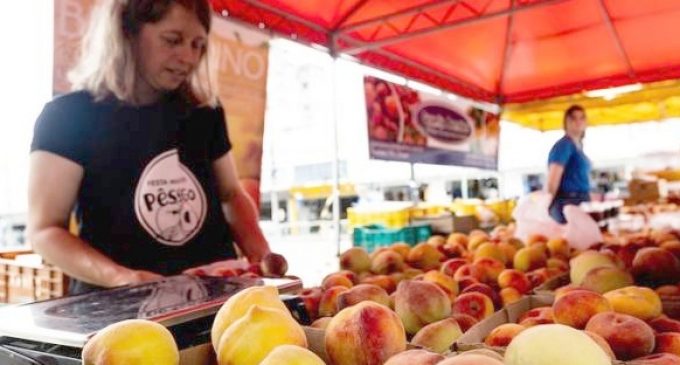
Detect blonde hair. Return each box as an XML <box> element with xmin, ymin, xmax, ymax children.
<box><xmin>68</xmin><ymin>0</ymin><xmax>216</xmax><ymax>106</ymax></box>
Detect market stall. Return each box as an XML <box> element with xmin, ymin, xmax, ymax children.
<box><xmin>2</xmin><ymin>1</ymin><xmax>680</xmax><ymax>364</ymax></box>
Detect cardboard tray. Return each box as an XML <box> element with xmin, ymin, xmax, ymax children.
<box><xmin>453</xmin><ymin>295</ymin><xmax>631</xmax><ymax>364</ymax></box>
<box><xmin>532</xmin><ymin>273</ymin><xmax>680</xmax><ymax>320</ymax></box>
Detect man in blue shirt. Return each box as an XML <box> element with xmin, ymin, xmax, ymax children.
<box><xmin>546</xmin><ymin>105</ymin><xmax>592</xmax><ymax>223</ymax></box>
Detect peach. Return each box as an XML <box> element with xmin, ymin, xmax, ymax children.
<box><xmin>604</xmin><ymin>286</ymin><xmax>662</xmax><ymax>321</ymax></box>
<box><xmin>505</xmin><ymin>324</ymin><xmax>611</xmax><ymax>365</ymax></box>
<box><xmin>440</xmin><ymin>258</ymin><xmax>469</xmax><ymax>277</ymax></box>
<box><xmin>390</xmin><ymin>271</ymin><xmax>406</xmax><ymax>285</ymax></box>
<box><xmin>447</xmin><ymin>233</ymin><xmax>469</xmax><ymax>247</ymax></box>
<box><xmin>260</xmin><ymin>253</ymin><xmax>288</xmax><ymax>277</ymax></box>
<box><xmin>427</xmin><ymin>235</ymin><xmax>447</xmax><ymax>248</ymax></box>
<box><xmin>318</xmin><ymin>286</ymin><xmax>349</xmax><ymax>317</ymax></box>
<box><xmin>360</xmin><ymin>274</ymin><xmax>397</xmax><ymax>294</ymax></box>
<box><xmin>297</xmin><ymin>287</ymin><xmax>323</xmax><ymax>321</ymax></box>
<box><xmin>438</xmin><ymin>354</ymin><xmax>504</xmax><ymax>365</ymax></box>
<box><xmin>421</xmin><ymin>270</ymin><xmax>459</xmax><ymax>300</ymax></box>
<box><xmin>661</xmin><ymin>240</ymin><xmax>680</xmax><ymax>260</ymax></box>
<box><xmin>628</xmin><ymin>353</ymin><xmax>680</xmax><ymax>365</ymax></box>
<box><xmin>656</xmin><ymin>332</ymin><xmax>680</xmax><ymax>356</ymax></box>
<box><xmin>474</xmin><ymin>242</ymin><xmax>507</xmax><ymax>264</ymax></box>
<box><xmin>452</xmin><ymin>292</ymin><xmax>494</xmax><ymax>321</ymax></box>
<box><xmin>554</xmin><ymin>284</ymin><xmax>587</xmax><ymax>299</ymax></box>
<box><xmin>411</xmin><ymin>317</ymin><xmax>463</xmax><ymax>353</ymax></box>
<box><xmin>467</xmin><ymin>235</ymin><xmax>489</xmax><ymax>252</ymax></box>
<box><xmin>394</xmin><ymin>280</ymin><xmax>452</xmax><ymax>335</ymax></box>
<box><xmin>453</xmin><ymin>264</ymin><xmax>484</xmax><ymax>282</ymax></box>
<box><xmin>580</xmin><ymin>266</ymin><xmax>634</xmax><ymax>294</ymax></box>
<box><xmin>504</xmin><ymin>237</ymin><xmax>525</xmax><ymax>250</ymax></box>
<box><xmin>484</xmin><ymin>323</ymin><xmax>525</xmax><ymax>347</ymax></box>
<box><xmin>657</xmin><ymin>285</ymin><xmax>680</xmax><ymax>298</ymax></box>
<box><xmin>569</xmin><ymin>250</ymin><xmax>617</xmax><ymax>285</ymax></box>
<box><xmin>632</xmin><ymin>247</ymin><xmax>680</xmax><ymax>287</ymax></box>
<box><xmin>473</xmin><ymin>257</ymin><xmax>505</xmax><ymax>284</ymax></box>
<box><xmin>259</xmin><ymin>345</ymin><xmax>325</xmax><ymax>365</ymax></box>
<box><xmin>407</xmin><ymin>243</ymin><xmax>444</xmax><ymax>271</ymax></box>
<box><xmin>310</xmin><ymin>317</ymin><xmax>332</xmax><ymax>330</ymax></box>
<box><xmin>451</xmin><ymin>313</ymin><xmax>479</xmax><ymax>332</ymax></box>
<box><xmin>526</xmin><ymin>268</ymin><xmax>550</xmax><ymax>289</ymax></box>
<box><xmin>585</xmin><ymin>311</ymin><xmax>655</xmax><ymax>360</ymax></box>
<box><xmin>340</xmin><ymin>247</ymin><xmax>372</xmax><ymax>273</ymax></box>
<box><xmin>402</xmin><ymin>267</ymin><xmax>424</xmax><ymax>280</ymax></box>
<box><xmin>650</xmin><ymin>316</ymin><xmax>680</xmax><ymax>333</ymax></box>
<box><xmin>211</xmin><ymin>286</ymin><xmax>290</xmax><ymax>352</ymax></box>
<box><xmin>441</xmin><ymin>242</ymin><xmax>466</xmax><ymax>258</ymax></box>
<box><xmin>546</xmin><ymin>257</ymin><xmax>569</xmax><ymax>272</ymax></box>
<box><xmin>584</xmin><ymin>330</ymin><xmax>616</xmax><ymax>360</ymax></box>
<box><xmin>336</xmin><ymin>284</ymin><xmax>390</xmax><ymax>311</ymax></box>
<box><xmin>371</xmin><ymin>250</ymin><xmax>405</xmax><ymax>274</ymax></box>
<box><xmin>325</xmin><ymin>302</ymin><xmax>406</xmax><ymax>365</ymax></box>
<box><xmin>461</xmin><ymin>283</ymin><xmax>502</xmax><ymax>310</ymax></box>
<box><xmin>384</xmin><ymin>349</ymin><xmax>444</xmax><ymax>365</ymax></box>
<box><xmin>217</xmin><ymin>305</ymin><xmax>307</xmax><ymax>365</ymax></box>
<box><xmin>455</xmin><ymin>348</ymin><xmax>505</xmax><ymax>361</ymax></box>
<box><xmin>518</xmin><ymin>307</ymin><xmax>554</xmax><ymax>325</ymax></box>
<box><xmin>321</xmin><ymin>273</ymin><xmax>354</xmax><ymax>290</ymax></box>
<box><xmin>497</xmin><ymin>241</ymin><xmax>518</xmax><ymax>263</ymax></box>
<box><xmin>457</xmin><ymin>276</ymin><xmax>480</xmax><ymax>291</ymax></box>
<box><xmin>553</xmin><ymin>290</ymin><xmax>611</xmax><ymax>329</ymax></box>
<box><xmin>390</xmin><ymin>243</ymin><xmax>412</xmax><ymax>260</ymax></box>
<box><xmin>500</xmin><ymin>287</ymin><xmax>522</xmax><ymax>307</ymax></box>
<box><xmin>82</xmin><ymin>319</ymin><xmax>178</xmax><ymax>365</ymax></box>
<box><xmin>513</xmin><ymin>247</ymin><xmax>547</xmax><ymax>272</ymax></box>
<box><xmin>498</xmin><ymin>269</ymin><xmax>531</xmax><ymax>294</ymax></box>
<box><xmin>527</xmin><ymin>233</ymin><xmax>549</xmax><ymax>245</ymax></box>
<box><xmin>369</xmin><ymin>247</ymin><xmax>389</xmax><ymax>260</ymax></box>
<box><xmin>547</xmin><ymin>237</ymin><xmax>570</xmax><ymax>258</ymax></box>
<box><xmin>336</xmin><ymin>270</ymin><xmax>358</xmax><ymax>284</ymax></box>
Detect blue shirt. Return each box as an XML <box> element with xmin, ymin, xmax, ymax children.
<box><xmin>548</xmin><ymin>136</ymin><xmax>591</xmax><ymax>194</ymax></box>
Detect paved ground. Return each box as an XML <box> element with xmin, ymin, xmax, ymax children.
<box><xmin>268</xmin><ymin>232</ymin><xmax>353</xmax><ymax>287</ymax></box>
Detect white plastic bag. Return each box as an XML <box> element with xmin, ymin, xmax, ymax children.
<box><xmin>512</xmin><ymin>191</ymin><xmax>602</xmax><ymax>250</ymax></box>
<box><xmin>563</xmin><ymin>205</ymin><xmax>603</xmax><ymax>250</ymax></box>
<box><xmin>513</xmin><ymin>191</ymin><xmax>565</xmax><ymax>241</ymax></box>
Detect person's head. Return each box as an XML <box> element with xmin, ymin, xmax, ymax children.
<box><xmin>563</xmin><ymin>104</ymin><xmax>587</xmax><ymax>140</ymax></box>
<box><xmin>69</xmin><ymin>0</ymin><xmax>215</xmax><ymax>105</ymax></box>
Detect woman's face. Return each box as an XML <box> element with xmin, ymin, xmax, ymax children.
<box><xmin>134</xmin><ymin>4</ymin><xmax>207</xmax><ymax>102</ymax></box>
<box><xmin>566</xmin><ymin>109</ymin><xmax>587</xmax><ymax>136</ymax></box>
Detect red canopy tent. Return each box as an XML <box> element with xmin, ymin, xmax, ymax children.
<box><xmin>210</xmin><ymin>0</ymin><xmax>680</xmax><ymax>104</ymax></box>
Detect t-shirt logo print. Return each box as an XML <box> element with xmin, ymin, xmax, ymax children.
<box><xmin>134</xmin><ymin>149</ymin><xmax>207</xmax><ymax>246</ymax></box>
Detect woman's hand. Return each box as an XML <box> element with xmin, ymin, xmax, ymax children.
<box><xmin>112</xmin><ymin>269</ymin><xmax>164</xmax><ymax>287</ymax></box>
<box><xmin>183</xmin><ymin>259</ymin><xmax>251</xmax><ymax>277</ymax></box>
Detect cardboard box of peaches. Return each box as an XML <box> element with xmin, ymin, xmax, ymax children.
<box><xmin>452</xmin><ymin>228</ymin><xmax>680</xmax><ymax>365</ymax></box>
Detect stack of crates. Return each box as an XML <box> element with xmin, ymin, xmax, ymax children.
<box><xmin>352</xmin><ymin>224</ymin><xmax>432</xmax><ymax>253</ymax></box>
<box><xmin>0</xmin><ymin>258</ymin><xmax>67</xmax><ymax>304</ymax></box>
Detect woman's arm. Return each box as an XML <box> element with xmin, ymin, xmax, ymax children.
<box><xmin>546</xmin><ymin>163</ymin><xmax>565</xmax><ymax>196</ymax></box>
<box><xmin>212</xmin><ymin>152</ymin><xmax>270</xmax><ymax>263</ymax></box>
<box><xmin>27</xmin><ymin>151</ymin><xmax>161</xmax><ymax>287</ymax></box>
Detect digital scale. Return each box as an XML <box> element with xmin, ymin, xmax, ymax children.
<box><xmin>0</xmin><ymin>275</ymin><xmax>304</xmax><ymax>365</ymax></box>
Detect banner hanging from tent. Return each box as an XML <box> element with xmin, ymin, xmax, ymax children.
<box><xmin>364</xmin><ymin>76</ymin><xmax>500</xmax><ymax>170</ymax></box>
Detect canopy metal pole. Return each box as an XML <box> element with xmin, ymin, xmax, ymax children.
<box><xmin>330</xmin><ymin>52</ymin><xmax>342</xmax><ymax>257</ymax></box>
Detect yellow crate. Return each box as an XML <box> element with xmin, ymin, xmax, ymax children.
<box><xmin>348</xmin><ymin>207</ymin><xmax>411</xmax><ymax>229</ymax></box>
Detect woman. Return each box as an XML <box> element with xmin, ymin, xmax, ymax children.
<box><xmin>27</xmin><ymin>0</ymin><xmax>276</xmax><ymax>294</ymax></box>
<box><xmin>546</xmin><ymin>105</ymin><xmax>592</xmax><ymax>223</ymax></box>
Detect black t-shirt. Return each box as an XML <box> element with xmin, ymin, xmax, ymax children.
<box><xmin>31</xmin><ymin>91</ymin><xmax>237</xmax><ymax>294</ymax></box>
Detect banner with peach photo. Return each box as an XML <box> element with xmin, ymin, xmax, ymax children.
<box><xmin>364</xmin><ymin>76</ymin><xmax>500</xmax><ymax>170</ymax></box>
<box><xmin>53</xmin><ymin>1</ymin><xmax>269</xmax><ymax>208</ymax></box>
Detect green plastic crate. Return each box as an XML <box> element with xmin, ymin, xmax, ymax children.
<box><xmin>353</xmin><ymin>224</ymin><xmax>432</xmax><ymax>252</ymax></box>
